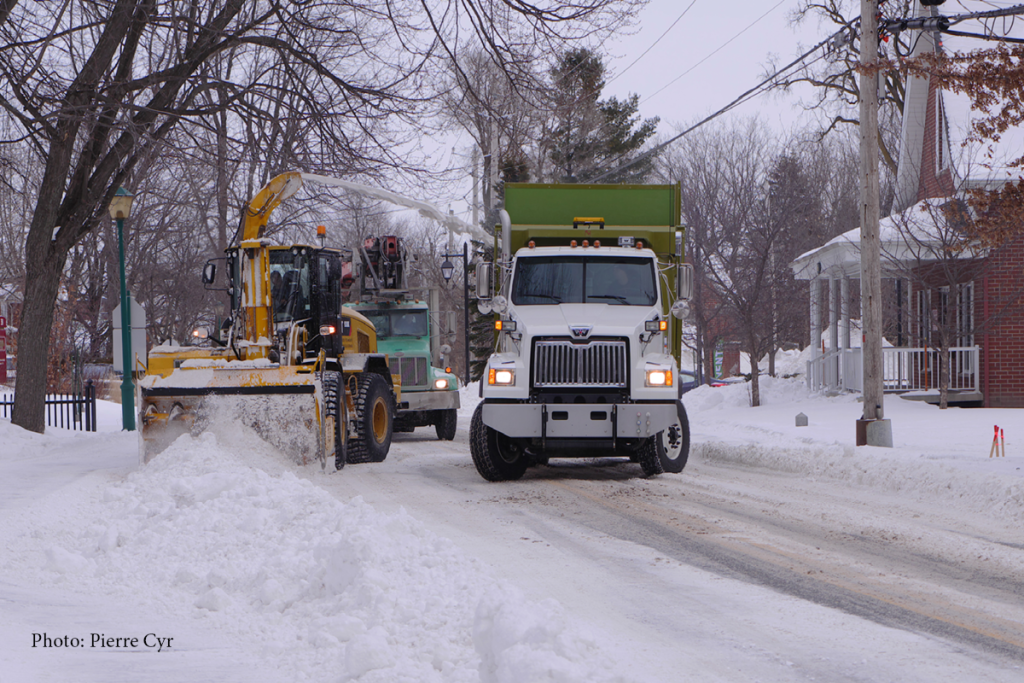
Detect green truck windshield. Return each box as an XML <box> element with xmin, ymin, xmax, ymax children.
<box><xmin>360</xmin><ymin>309</ymin><xmax>429</xmax><ymax>337</ymax></box>
<box><xmin>512</xmin><ymin>256</ymin><xmax>657</xmax><ymax>306</ymax></box>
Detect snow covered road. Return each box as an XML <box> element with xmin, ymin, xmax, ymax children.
<box><xmin>318</xmin><ymin>423</ymin><xmax>1024</xmax><ymax>682</ymax></box>
<box><xmin>2</xmin><ymin>377</ymin><xmax>1023</xmax><ymax>681</ymax></box>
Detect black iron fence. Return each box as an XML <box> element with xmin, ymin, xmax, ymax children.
<box><xmin>0</xmin><ymin>380</ymin><xmax>97</xmax><ymax>432</ymax></box>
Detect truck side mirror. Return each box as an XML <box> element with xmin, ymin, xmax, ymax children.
<box><xmin>676</xmin><ymin>263</ymin><xmax>694</xmax><ymax>301</ymax></box>
<box><xmin>476</xmin><ymin>262</ymin><xmax>493</xmax><ymax>300</ymax></box>
<box><xmin>202</xmin><ymin>262</ymin><xmax>217</xmax><ymax>285</ymax></box>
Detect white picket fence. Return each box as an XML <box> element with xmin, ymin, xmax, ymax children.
<box><xmin>806</xmin><ymin>346</ymin><xmax>979</xmax><ymax>394</ymax></box>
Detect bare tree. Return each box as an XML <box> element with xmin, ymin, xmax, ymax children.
<box><xmin>0</xmin><ymin>0</ymin><xmax>643</xmax><ymax>432</ymax></box>
<box><xmin>777</xmin><ymin>1</ymin><xmax>912</xmax><ymax>185</ymax></box>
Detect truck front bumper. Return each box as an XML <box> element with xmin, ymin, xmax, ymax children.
<box><xmin>481</xmin><ymin>401</ymin><xmax>677</xmax><ymax>440</ymax></box>
<box><xmin>398</xmin><ymin>389</ymin><xmax>461</xmax><ymax>412</ymax></box>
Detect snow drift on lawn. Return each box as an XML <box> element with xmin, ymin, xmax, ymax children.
<box><xmin>4</xmin><ymin>422</ymin><xmax>634</xmax><ymax>683</ymax></box>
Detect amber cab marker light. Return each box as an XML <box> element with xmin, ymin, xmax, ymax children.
<box><xmin>570</xmin><ymin>240</ymin><xmax>577</xmax><ymax>248</ymax></box>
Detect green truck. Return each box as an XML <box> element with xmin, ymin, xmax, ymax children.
<box><xmin>471</xmin><ymin>183</ymin><xmax>694</xmax><ymax>480</ymax></box>
<box><xmin>345</xmin><ymin>235</ymin><xmax>460</xmax><ymax>440</ymax></box>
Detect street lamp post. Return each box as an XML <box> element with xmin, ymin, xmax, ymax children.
<box><xmin>109</xmin><ymin>187</ymin><xmax>136</xmax><ymax>431</ymax></box>
<box><xmin>440</xmin><ymin>241</ymin><xmax>471</xmax><ymax>386</ymax></box>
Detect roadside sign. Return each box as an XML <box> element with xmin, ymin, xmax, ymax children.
<box><xmin>112</xmin><ymin>297</ymin><xmax>148</xmax><ymax>373</ymax></box>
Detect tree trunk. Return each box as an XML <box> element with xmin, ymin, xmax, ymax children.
<box><xmin>12</xmin><ymin>244</ymin><xmax>66</xmax><ymax>433</ymax></box>
<box><xmin>749</xmin><ymin>335</ymin><xmax>761</xmax><ymax>408</ymax></box>
<box><xmin>938</xmin><ymin>336</ymin><xmax>949</xmax><ymax>410</ymax></box>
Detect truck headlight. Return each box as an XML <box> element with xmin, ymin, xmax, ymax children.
<box><xmin>645</xmin><ymin>368</ymin><xmax>673</xmax><ymax>387</ymax></box>
<box><xmin>488</xmin><ymin>368</ymin><xmax>515</xmax><ymax>385</ymax></box>
<box><xmin>434</xmin><ymin>378</ymin><xmax>449</xmax><ymax>390</ymax></box>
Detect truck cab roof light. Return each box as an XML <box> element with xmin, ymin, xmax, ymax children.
<box><xmin>316</xmin><ymin>225</ymin><xmax>326</xmax><ymax>237</ymax></box>
<box><xmin>617</xmin><ymin>236</ymin><xmax>635</xmax><ymax>248</ymax></box>
<box><xmin>594</xmin><ymin>240</ymin><xmax>600</xmax><ymax>248</ymax></box>
<box><xmin>582</xmin><ymin>240</ymin><xmax>589</xmax><ymax>248</ymax></box>
<box><xmin>570</xmin><ymin>240</ymin><xmax>577</xmax><ymax>248</ymax></box>
<box><xmin>636</xmin><ymin>240</ymin><xmax>644</xmax><ymax>249</ymax></box>
<box><xmin>528</xmin><ymin>240</ymin><xmax>535</xmax><ymax>249</ymax></box>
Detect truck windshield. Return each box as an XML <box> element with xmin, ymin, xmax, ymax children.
<box><xmin>359</xmin><ymin>309</ymin><xmax>428</xmax><ymax>337</ymax></box>
<box><xmin>512</xmin><ymin>256</ymin><xmax>657</xmax><ymax>306</ymax></box>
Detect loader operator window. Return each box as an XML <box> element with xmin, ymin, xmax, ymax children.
<box><xmin>512</xmin><ymin>256</ymin><xmax>656</xmax><ymax>306</ymax></box>
<box><xmin>269</xmin><ymin>251</ymin><xmax>310</xmax><ymax>321</ymax></box>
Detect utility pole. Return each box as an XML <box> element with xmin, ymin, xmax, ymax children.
<box><xmin>858</xmin><ymin>0</ymin><xmax>892</xmax><ymax>446</ymax></box>
<box><xmin>472</xmin><ymin>145</ymin><xmax>480</xmax><ymax>228</ymax></box>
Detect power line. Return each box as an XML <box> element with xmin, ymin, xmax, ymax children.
<box><xmin>641</xmin><ymin>0</ymin><xmax>788</xmax><ymax>106</ymax></box>
<box><xmin>607</xmin><ymin>1</ymin><xmax>699</xmax><ymax>85</ymax></box>
<box><xmin>590</xmin><ymin>19</ymin><xmax>855</xmax><ymax>183</ymax></box>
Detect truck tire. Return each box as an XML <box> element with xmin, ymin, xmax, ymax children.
<box><xmin>323</xmin><ymin>371</ymin><xmax>346</xmax><ymax>471</ymax></box>
<box><xmin>470</xmin><ymin>403</ymin><xmax>527</xmax><ymax>481</ymax></box>
<box><xmin>435</xmin><ymin>408</ymin><xmax>457</xmax><ymax>441</ymax></box>
<box><xmin>657</xmin><ymin>400</ymin><xmax>690</xmax><ymax>473</ymax></box>
<box><xmin>347</xmin><ymin>373</ymin><xmax>394</xmax><ymax>464</ymax></box>
<box><xmin>638</xmin><ymin>401</ymin><xmax>690</xmax><ymax>476</ymax></box>
<box><xmin>636</xmin><ymin>437</ymin><xmax>663</xmax><ymax>476</ymax></box>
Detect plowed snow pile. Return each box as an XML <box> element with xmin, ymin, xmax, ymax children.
<box><xmin>0</xmin><ymin>421</ymin><xmax>634</xmax><ymax>683</ymax></box>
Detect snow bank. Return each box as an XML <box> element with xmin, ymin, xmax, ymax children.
<box><xmin>685</xmin><ymin>377</ymin><xmax>1024</xmax><ymax>524</ymax></box>
<box><xmin>3</xmin><ymin>420</ymin><xmax>634</xmax><ymax>683</ymax></box>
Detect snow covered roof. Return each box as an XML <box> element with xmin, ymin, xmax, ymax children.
<box><xmin>790</xmin><ymin>197</ymin><xmax>983</xmax><ymax>280</ymax></box>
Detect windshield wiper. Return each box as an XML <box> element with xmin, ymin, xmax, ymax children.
<box><xmin>526</xmin><ymin>293</ymin><xmax>563</xmax><ymax>303</ymax></box>
<box><xmin>589</xmin><ymin>294</ymin><xmax>629</xmax><ymax>304</ymax></box>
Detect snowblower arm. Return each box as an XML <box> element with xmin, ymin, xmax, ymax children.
<box><xmin>240</xmin><ymin>172</ymin><xmax>304</xmax><ymax>242</ymax></box>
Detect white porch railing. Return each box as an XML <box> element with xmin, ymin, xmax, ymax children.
<box><xmin>806</xmin><ymin>346</ymin><xmax>979</xmax><ymax>394</ymax></box>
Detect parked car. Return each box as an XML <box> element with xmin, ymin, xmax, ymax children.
<box><xmin>679</xmin><ymin>370</ymin><xmax>699</xmax><ymax>394</ymax></box>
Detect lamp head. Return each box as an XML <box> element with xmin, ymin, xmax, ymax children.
<box><xmin>108</xmin><ymin>187</ymin><xmax>135</xmax><ymax>220</ymax></box>
<box><xmin>441</xmin><ymin>259</ymin><xmax>454</xmax><ymax>282</ymax></box>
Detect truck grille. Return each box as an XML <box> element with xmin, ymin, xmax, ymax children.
<box><xmin>533</xmin><ymin>340</ymin><xmax>627</xmax><ymax>388</ymax></box>
<box><xmin>395</xmin><ymin>357</ymin><xmax>427</xmax><ymax>388</ymax></box>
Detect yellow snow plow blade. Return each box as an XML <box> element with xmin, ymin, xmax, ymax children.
<box><xmin>139</xmin><ymin>364</ymin><xmax>327</xmax><ymax>465</ymax></box>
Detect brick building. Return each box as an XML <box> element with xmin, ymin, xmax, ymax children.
<box><xmin>791</xmin><ymin>2</ymin><xmax>1024</xmax><ymax>408</ymax></box>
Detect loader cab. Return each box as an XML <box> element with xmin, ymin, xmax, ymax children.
<box><xmin>266</xmin><ymin>246</ymin><xmax>347</xmax><ymax>360</ymax></box>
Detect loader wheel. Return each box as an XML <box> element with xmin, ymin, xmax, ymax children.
<box><xmin>435</xmin><ymin>409</ymin><xmax>457</xmax><ymax>441</ymax></box>
<box><xmin>470</xmin><ymin>402</ymin><xmax>527</xmax><ymax>481</ymax></box>
<box><xmin>323</xmin><ymin>371</ymin><xmax>345</xmax><ymax>471</ymax></box>
<box><xmin>347</xmin><ymin>373</ymin><xmax>394</xmax><ymax>464</ymax></box>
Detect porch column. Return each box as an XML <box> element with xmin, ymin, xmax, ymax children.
<box><xmin>841</xmin><ymin>276</ymin><xmax>851</xmax><ymax>350</ymax></box>
<box><xmin>810</xmin><ymin>277</ymin><xmax>822</xmax><ymax>353</ymax></box>
<box><xmin>829</xmin><ymin>275</ymin><xmax>839</xmax><ymax>352</ymax></box>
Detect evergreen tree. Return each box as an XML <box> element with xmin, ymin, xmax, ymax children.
<box><xmin>545</xmin><ymin>49</ymin><xmax>659</xmax><ymax>183</ymax></box>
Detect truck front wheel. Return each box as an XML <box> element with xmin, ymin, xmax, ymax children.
<box><xmin>435</xmin><ymin>408</ymin><xmax>457</xmax><ymax>441</ymax></box>
<box><xmin>470</xmin><ymin>403</ymin><xmax>527</xmax><ymax>481</ymax></box>
<box><xmin>657</xmin><ymin>400</ymin><xmax>690</xmax><ymax>473</ymax></box>
<box><xmin>638</xmin><ymin>400</ymin><xmax>690</xmax><ymax>476</ymax></box>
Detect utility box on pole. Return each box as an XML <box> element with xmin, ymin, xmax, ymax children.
<box><xmin>112</xmin><ymin>296</ymin><xmax>147</xmax><ymax>374</ymax></box>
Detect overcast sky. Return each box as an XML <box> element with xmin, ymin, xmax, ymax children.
<box><xmin>601</xmin><ymin>0</ymin><xmax>829</xmax><ymax>135</ymax></box>
<box><xmin>431</xmin><ymin>0</ymin><xmax>1017</xmax><ymax>226</ymax></box>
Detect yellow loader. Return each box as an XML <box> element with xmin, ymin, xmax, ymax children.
<box><xmin>139</xmin><ymin>173</ymin><xmax>398</xmax><ymax>469</ymax></box>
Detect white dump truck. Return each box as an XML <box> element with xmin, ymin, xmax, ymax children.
<box><xmin>471</xmin><ymin>183</ymin><xmax>694</xmax><ymax>481</ymax></box>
